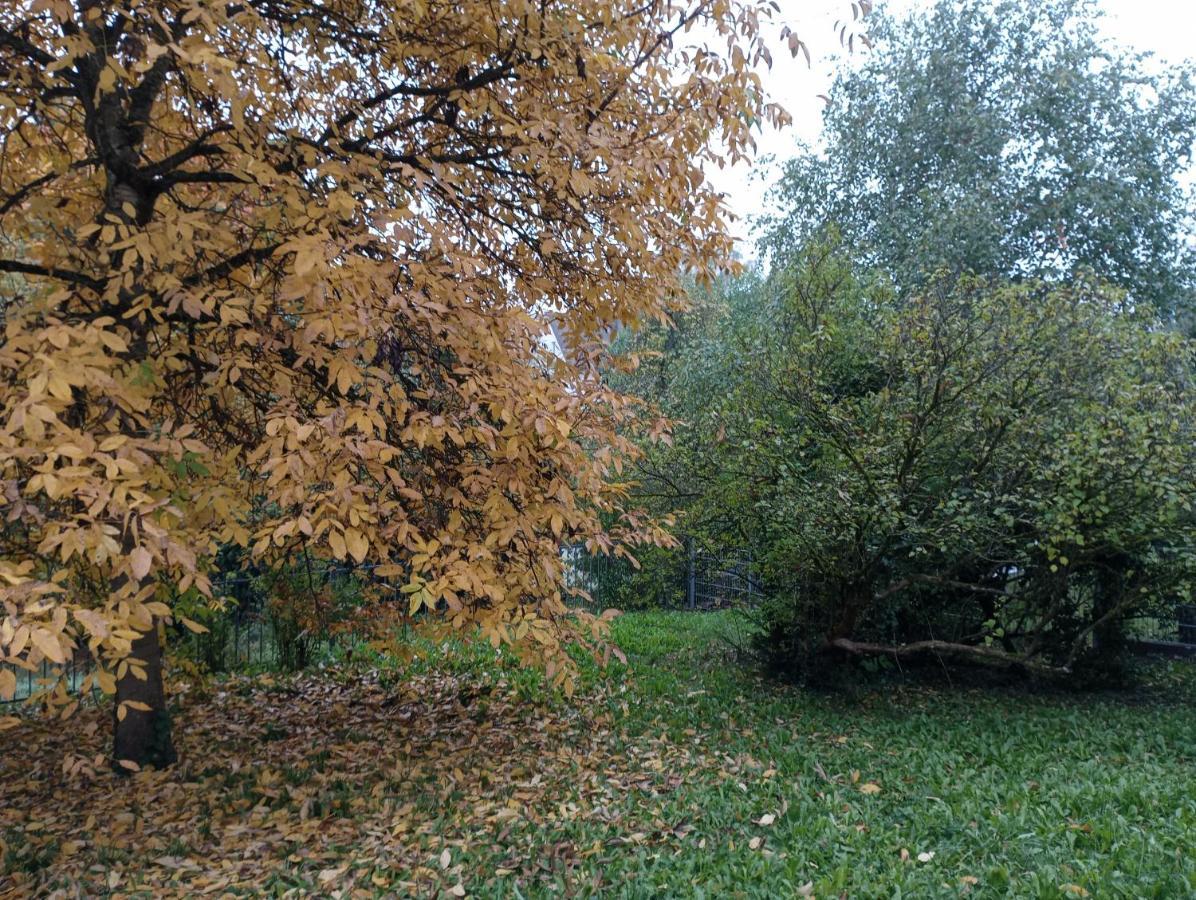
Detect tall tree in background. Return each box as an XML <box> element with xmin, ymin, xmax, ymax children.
<box><xmin>765</xmin><ymin>0</ymin><xmax>1196</xmax><ymax>316</ymax></box>
<box><xmin>0</xmin><ymin>0</ymin><xmax>786</xmax><ymax>766</ymax></box>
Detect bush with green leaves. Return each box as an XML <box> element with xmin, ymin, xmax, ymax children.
<box><xmin>622</xmin><ymin>242</ymin><xmax>1196</xmax><ymax>681</ymax></box>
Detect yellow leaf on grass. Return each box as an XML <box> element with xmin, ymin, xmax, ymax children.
<box><xmin>859</xmin><ymin>782</ymin><xmax>882</xmax><ymax>795</ymax></box>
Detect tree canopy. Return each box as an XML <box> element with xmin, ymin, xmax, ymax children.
<box><xmin>764</xmin><ymin>0</ymin><xmax>1196</xmax><ymax>317</ymax></box>
<box><xmin>0</xmin><ymin>0</ymin><xmax>785</xmax><ymax>764</ymax></box>
<box><xmin>618</xmin><ymin>240</ymin><xmax>1196</xmax><ymax>679</ymax></box>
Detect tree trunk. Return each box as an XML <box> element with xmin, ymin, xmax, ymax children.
<box><xmin>1092</xmin><ymin>558</ymin><xmax>1127</xmax><ymax>654</ymax></box>
<box><xmin>113</xmin><ymin>621</ymin><xmax>176</xmax><ymax>770</ymax></box>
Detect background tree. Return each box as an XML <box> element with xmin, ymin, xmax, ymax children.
<box><xmin>763</xmin><ymin>0</ymin><xmax>1196</xmax><ymax>318</ymax></box>
<box><xmin>618</xmin><ymin>239</ymin><xmax>1196</xmax><ymax>681</ymax></box>
<box><xmin>0</xmin><ymin>0</ymin><xmax>787</xmax><ymax>766</ymax></box>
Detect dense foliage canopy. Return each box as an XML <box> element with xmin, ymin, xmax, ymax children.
<box><xmin>0</xmin><ymin>0</ymin><xmax>785</xmax><ymax>763</ymax></box>
<box><xmin>622</xmin><ymin>242</ymin><xmax>1196</xmax><ymax>679</ymax></box>
<box><xmin>764</xmin><ymin>0</ymin><xmax>1196</xmax><ymax>317</ymax></box>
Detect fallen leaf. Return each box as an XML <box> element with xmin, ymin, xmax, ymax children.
<box><xmin>756</xmin><ymin>813</ymin><xmax>776</xmax><ymax>826</ymax></box>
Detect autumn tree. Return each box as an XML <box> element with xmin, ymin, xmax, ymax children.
<box><xmin>0</xmin><ymin>0</ymin><xmax>786</xmax><ymax>766</ymax></box>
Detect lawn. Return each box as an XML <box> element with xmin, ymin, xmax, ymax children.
<box><xmin>2</xmin><ymin>610</ymin><xmax>1194</xmax><ymax>897</ymax></box>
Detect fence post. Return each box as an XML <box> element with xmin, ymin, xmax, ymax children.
<box><xmin>686</xmin><ymin>536</ymin><xmax>696</xmax><ymax>610</ymax></box>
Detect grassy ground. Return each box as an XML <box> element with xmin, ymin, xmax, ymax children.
<box><xmin>2</xmin><ymin>610</ymin><xmax>1194</xmax><ymax>897</ymax></box>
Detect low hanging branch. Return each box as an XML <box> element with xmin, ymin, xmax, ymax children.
<box><xmin>828</xmin><ymin>637</ymin><xmax>1071</xmax><ymax>678</ymax></box>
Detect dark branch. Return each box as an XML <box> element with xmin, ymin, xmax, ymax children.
<box><xmin>0</xmin><ymin>259</ymin><xmax>102</xmax><ymax>289</ymax></box>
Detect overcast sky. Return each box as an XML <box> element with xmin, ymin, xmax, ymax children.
<box><xmin>711</xmin><ymin>0</ymin><xmax>1196</xmax><ymax>256</ymax></box>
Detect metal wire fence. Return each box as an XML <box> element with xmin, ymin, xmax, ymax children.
<box><xmin>2</xmin><ymin>563</ymin><xmax>395</xmax><ymax>704</ymax></box>
<box><xmin>1125</xmin><ymin>603</ymin><xmax>1196</xmax><ymax>648</ymax></box>
<box><xmin>5</xmin><ymin>550</ymin><xmax>1194</xmax><ymax>703</ymax></box>
<box><xmin>562</xmin><ymin>538</ymin><xmax>764</xmax><ymax>610</ymax></box>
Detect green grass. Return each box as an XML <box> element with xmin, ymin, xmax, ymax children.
<box><xmin>500</xmin><ymin>610</ymin><xmax>1196</xmax><ymax>898</ymax></box>
<box><xmin>5</xmin><ymin>610</ymin><xmax>1193</xmax><ymax>898</ymax></box>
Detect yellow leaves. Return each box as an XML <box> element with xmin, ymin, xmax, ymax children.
<box><xmin>328</xmin><ymin>529</ymin><xmax>347</xmax><ymax>560</ymax></box>
<box><xmin>407</xmin><ymin>587</ymin><xmax>430</xmax><ymax>616</ymax></box>
<box><xmin>129</xmin><ymin>546</ymin><xmax>153</xmax><ymax>581</ymax></box>
<box><xmin>328</xmin><ymin>358</ymin><xmax>359</xmax><ymax>396</ymax></box>
<box><xmin>0</xmin><ymin>716</ymin><xmax>19</xmax><ymax>731</ymax></box>
<box><xmin>179</xmin><ymin>617</ymin><xmax>209</xmax><ymax>635</ymax></box>
<box><xmin>0</xmin><ymin>668</ymin><xmax>16</xmax><ymax>700</ymax></box>
<box><xmin>116</xmin><ymin>700</ymin><xmax>152</xmax><ymax>722</ymax></box>
<box><xmin>0</xmin><ymin>0</ymin><xmax>750</xmax><ymax>707</ymax></box>
<box><xmin>859</xmin><ymin>781</ymin><xmax>882</xmax><ymax>795</ymax></box>
<box><xmin>345</xmin><ymin>529</ymin><xmax>369</xmax><ymax>563</ymax></box>
<box><xmin>31</xmin><ymin>627</ymin><xmax>66</xmax><ymax>664</ymax></box>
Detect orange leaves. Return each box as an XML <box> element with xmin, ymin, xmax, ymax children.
<box><xmin>116</xmin><ymin>700</ymin><xmax>152</xmax><ymax>722</ymax></box>
<box><xmin>30</xmin><ymin>628</ymin><xmax>66</xmax><ymax>665</ymax></box>
<box><xmin>345</xmin><ymin>530</ymin><xmax>370</xmax><ymax>564</ymax></box>
<box><xmin>0</xmin><ymin>0</ymin><xmax>779</xmax><ymax>709</ymax></box>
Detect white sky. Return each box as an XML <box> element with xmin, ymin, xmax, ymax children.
<box><xmin>712</xmin><ymin>0</ymin><xmax>1196</xmax><ymax>255</ymax></box>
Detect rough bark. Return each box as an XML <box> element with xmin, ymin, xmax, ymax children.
<box><xmin>113</xmin><ymin>622</ymin><xmax>176</xmax><ymax>770</ymax></box>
